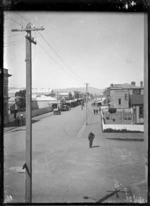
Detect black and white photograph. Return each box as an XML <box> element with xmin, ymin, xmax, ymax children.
<box><xmin>3</xmin><ymin>7</ymin><xmax>148</xmax><ymax>204</ymax></box>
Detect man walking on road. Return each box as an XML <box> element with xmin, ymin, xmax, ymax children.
<box><xmin>88</xmin><ymin>132</ymin><xmax>95</xmax><ymax>148</ymax></box>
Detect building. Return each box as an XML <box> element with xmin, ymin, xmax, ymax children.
<box><xmin>129</xmin><ymin>95</ymin><xmax>144</xmax><ymax>124</ymax></box>
<box><xmin>4</xmin><ymin>69</ymin><xmax>12</xmax><ymax>124</ymax></box>
<box><xmin>33</xmin><ymin>95</ymin><xmax>57</xmax><ymax>109</ymax></box>
<box><xmin>103</xmin><ymin>81</ymin><xmax>144</xmax><ymax>109</ymax></box>
<box><xmin>9</xmin><ymin>88</ymin><xmax>53</xmax><ymax>98</ymax></box>
<box><xmin>58</xmin><ymin>92</ymin><xmax>69</xmax><ymax>99</ymax></box>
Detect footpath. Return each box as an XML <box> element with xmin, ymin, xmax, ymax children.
<box><xmin>4</xmin><ymin>111</ymin><xmax>53</xmax><ymax>133</ymax></box>
<box><xmin>77</xmin><ymin>106</ymin><xmax>147</xmax><ymax>203</ymax></box>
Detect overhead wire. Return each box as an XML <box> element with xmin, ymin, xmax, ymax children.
<box><xmin>38</xmin><ymin>31</ymin><xmax>83</xmax><ymax>85</ymax></box>
<box><xmin>8</xmin><ymin>13</ymin><xmax>84</xmax><ymax>85</ymax></box>
<box><xmin>4</xmin><ymin>14</ymin><xmax>23</xmax><ymax>27</ymax></box>
<box><xmin>37</xmin><ymin>42</ymin><xmax>79</xmax><ymax>86</ymax></box>
<box><xmin>37</xmin><ymin>41</ymin><xmax>77</xmax><ymax>79</ymax></box>
<box><xmin>4</xmin><ymin>41</ymin><xmax>24</xmax><ymax>47</ymax></box>
<box><xmin>4</xmin><ymin>13</ymin><xmax>84</xmax><ymax>86</ymax></box>
<box><xmin>44</xmin><ymin>29</ymin><xmax>84</xmax><ymax>82</ymax></box>
<box><xmin>4</xmin><ymin>33</ymin><xmax>23</xmax><ymax>38</ymax></box>
<box><xmin>14</xmin><ymin>12</ymin><xmax>28</xmax><ymax>23</ymax></box>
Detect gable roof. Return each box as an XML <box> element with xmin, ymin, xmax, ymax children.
<box><xmin>34</xmin><ymin>95</ymin><xmax>57</xmax><ymax>101</ymax></box>
<box><xmin>130</xmin><ymin>95</ymin><xmax>144</xmax><ymax>105</ymax></box>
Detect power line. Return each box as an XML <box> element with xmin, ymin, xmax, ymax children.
<box><xmin>38</xmin><ymin>32</ymin><xmax>83</xmax><ymax>84</ymax></box>
<box><xmin>4</xmin><ymin>39</ymin><xmax>24</xmax><ymax>44</ymax></box>
<box><xmin>4</xmin><ymin>41</ymin><xmax>24</xmax><ymax>45</ymax></box>
<box><xmin>4</xmin><ymin>14</ymin><xmax>23</xmax><ymax>27</ymax></box>
<box><xmin>38</xmin><ymin>42</ymin><xmax>78</xmax><ymax>80</ymax></box>
<box><xmin>4</xmin><ymin>40</ymin><xmax>24</xmax><ymax>47</ymax></box>
<box><xmin>44</xmin><ymin>29</ymin><xmax>83</xmax><ymax>81</ymax></box>
<box><xmin>4</xmin><ymin>33</ymin><xmax>23</xmax><ymax>38</ymax></box>
<box><xmin>5</xmin><ymin>13</ymin><xmax>83</xmax><ymax>84</ymax></box>
<box><xmin>14</xmin><ymin>12</ymin><xmax>28</xmax><ymax>22</ymax></box>
<box><xmin>38</xmin><ymin>42</ymin><xmax>83</xmax><ymax>86</ymax></box>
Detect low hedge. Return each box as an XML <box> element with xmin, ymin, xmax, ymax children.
<box><xmin>103</xmin><ymin>128</ymin><xmax>143</xmax><ymax>133</ymax></box>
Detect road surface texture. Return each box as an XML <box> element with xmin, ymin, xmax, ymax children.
<box><xmin>4</xmin><ymin>102</ymin><xmax>146</xmax><ymax>203</ymax></box>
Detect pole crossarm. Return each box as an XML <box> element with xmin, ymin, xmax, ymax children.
<box><xmin>12</xmin><ymin>26</ymin><xmax>44</xmax><ymax>32</ymax></box>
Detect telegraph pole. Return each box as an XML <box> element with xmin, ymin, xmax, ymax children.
<box><xmin>12</xmin><ymin>22</ymin><xmax>44</xmax><ymax>203</ymax></box>
<box><xmin>85</xmin><ymin>83</ymin><xmax>89</xmax><ymax>125</ymax></box>
<box><xmin>57</xmin><ymin>91</ymin><xmax>59</xmax><ymax>108</ymax></box>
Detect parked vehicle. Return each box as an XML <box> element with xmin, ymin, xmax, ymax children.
<box><xmin>53</xmin><ymin>108</ymin><xmax>61</xmax><ymax>115</ymax></box>
<box><xmin>60</xmin><ymin>105</ymin><xmax>70</xmax><ymax>111</ymax></box>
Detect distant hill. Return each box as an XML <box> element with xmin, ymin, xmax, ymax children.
<box><xmin>9</xmin><ymin>86</ymin><xmax>104</xmax><ymax>95</ymax></box>
<box><xmin>54</xmin><ymin>87</ymin><xmax>104</xmax><ymax>95</ymax></box>
<box><xmin>9</xmin><ymin>87</ymin><xmax>25</xmax><ymax>91</ymax></box>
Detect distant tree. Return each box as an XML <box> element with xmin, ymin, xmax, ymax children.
<box><xmin>68</xmin><ymin>92</ymin><xmax>73</xmax><ymax>100</ymax></box>
<box><xmin>32</xmin><ymin>100</ymin><xmax>39</xmax><ymax>110</ymax></box>
<box><xmin>15</xmin><ymin>89</ymin><xmax>39</xmax><ymax>111</ymax></box>
<box><xmin>109</xmin><ymin>108</ymin><xmax>117</xmax><ymax>120</ymax></box>
<box><xmin>109</xmin><ymin>108</ymin><xmax>117</xmax><ymax>114</ymax></box>
<box><xmin>74</xmin><ymin>91</ymin><xmax>80</xmax><ymax>99</ymax></box>
<box><xmin>15</xmin><ymin>90</ymin><xmax>26</xmax><ymax>110</ymax></box>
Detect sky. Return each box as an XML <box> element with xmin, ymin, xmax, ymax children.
<box><xmin>4</xmin><ymin>12</ymin><xmax>144</xmax><ymax>90</ymax></box>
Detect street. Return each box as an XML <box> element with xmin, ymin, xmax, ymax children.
<box><xmin>4</xmin><ymin>103</ymin><xmax>145</xmax><ymax>203</ymax></box>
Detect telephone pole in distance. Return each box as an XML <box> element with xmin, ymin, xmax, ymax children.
<box><xmin>12</xmin><ymin>22</ymin><xmax>44</xmax><ymax>203</ymax></box>
<box><xmin>85</xmin><ymin>83</ymin><xmax>89</xmax><ymax>125</ymax></box>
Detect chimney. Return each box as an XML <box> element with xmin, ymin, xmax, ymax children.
<box><xmin>140</xmin><ymin>81</ymin><xmax>143</xmax><ymax>88</ymax></box>
<box><xmin>131</xmin><ymin>81</ymin><xmax>136</xmax><ymax>86</ymax></box>
<box><xmin>110</xmin><ymin>83</ymin><xmax>113</xmax><ymax>87</ymax></box>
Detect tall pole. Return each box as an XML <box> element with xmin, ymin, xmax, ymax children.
<box><xmin>144</xmin><ymin>13</ymin><xmax>148</xmax><ymax>184</ymax></box>
<box><xmin>12</xmin><ymin>22</ymin><xmax>44</xmax><ymax>203</ymax></box>
<box><xmin>57</xmin><ymin>91</ymin><xmax>59</xmax><ymax>108</ymax></box>
<box><xmin>25</xmin><ymin>25</ymin><xmax>32</xmax><ymax>203</ymax></box>
<box><xmin>85</xmin><ymin>83</ymin><xmax>89</xmax><ymax>125</ymax></box>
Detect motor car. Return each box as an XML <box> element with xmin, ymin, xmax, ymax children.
<box><xmin>53</xmin><ymin>108</ymin><xmax>61</xmax><ymax>115</ymax></box>
<box><xmin>60</xmin><ymin>105</ymin><xmax>70</xmax><ymax>111</ymax></box>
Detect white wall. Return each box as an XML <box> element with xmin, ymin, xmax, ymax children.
<box><xmin>102</xmin><ymin>123</ymin><xmax>144</xmax><ymax>132</ymax></box>
<box><xmin>101</xmin><ymin>110</ymin><xmax>144</xmax><ymax>132</ymax></box>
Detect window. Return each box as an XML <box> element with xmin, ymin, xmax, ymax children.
<box><xmin>125</xmin><ymin>94</ymin><xmax>128</xmax><ymax>101</ymax></box>
<box><xmin>133</xmin><ymin>89</ymin><xmax>140</xmax><ymax>95</ymax></box>
<box><xmin>139</xmin><ymin>106</ymin><xmax>144</xmax><ymax>118</ymax></box>
<box><xmin>118</xmin><ymin>98</ymin><xmax>121</xmax><ymax>105</ymax></box>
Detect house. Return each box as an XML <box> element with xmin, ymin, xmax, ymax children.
<box><xmin>58</xmin><ymin>92</ymin><xmax>69</xmax><ymax>99</ymax></box>
<box><xmin>103</xmin><ymin>81</ymin><xmax>144</xmax><ymax>109</ymax></box>
<box><xmin>3</xmin><ymin>69</ymin><xmax>12</xmax><ymax>124</ymax></box>
<box><xmin>33</xmin><ymin>95</ymin><xmax>57</xmax><ymax>109</ymax></box>
<box><xmin>129</xmin><ymin>95</ymin><xmax>144</xmax><ymax>124</ymax></box>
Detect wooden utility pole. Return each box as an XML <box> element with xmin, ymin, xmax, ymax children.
<box><xmin>85</xmin><ymin>83</ymin><xmax>89</xmax><ymax>125</ymax></box>
<box><xmin>57</xmin><ymin>91</ymin><xmax>59</xmax><ymax>108</ymax></box>
<box><xmin>12</xmin><ymin>22</ymin><xmax>44</xmax><ymax>203</ymax></box>
<box><xmin>144</xmin><ymin>13</ymin><xmax>148</xmax><ymax>184</ymax></box>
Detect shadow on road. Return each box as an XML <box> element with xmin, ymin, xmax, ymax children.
<box><xmin>84</xmin><ymin>188</ymin><xmax>125</xmax><ymax>203</ymax></box>
<box><xmin>32</xmin><ymin>119</ymin><xmax>40</xmax><ymax>124</ymax></box>
<box><xmin>92</xmin><ymin>145</ymin><xmax>100</xmax><ymax>148</ymax></box>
